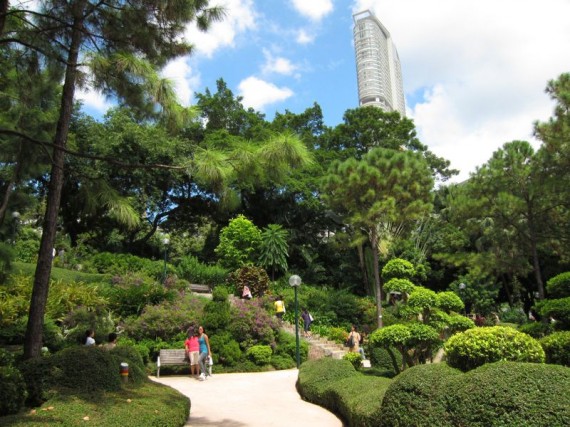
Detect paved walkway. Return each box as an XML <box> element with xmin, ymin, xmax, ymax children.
<box><xmin>151</xmin><ymin>369</ymin><xmax>343</xmax><ymax>427</ymax></box>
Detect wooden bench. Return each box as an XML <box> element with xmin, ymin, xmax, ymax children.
<box><xmin>190</xmin><ymin>283</ymin><xmax>212</xmax><ymax>293</ymax></box>
<box><xmin>156</xmin><ymin>349</ymin><xmax>188</xmax><ymax>378</ymax></box>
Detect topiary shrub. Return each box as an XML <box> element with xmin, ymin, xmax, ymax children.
<box><xmin>518</xmin><ymin>320</ymin><xmax>553</xmax><ymax>338</ymax></box>
<box><xmin>18</xmin><ymin>356</ymin><xmax>59</xmax><ymax>407</ymax></box>
<box><xmin>435</xmin><ymin>291</ymin><xmax>464</xmax><ymax>313</ymax></box>
<box><xmin>380</xmin><ymin>363</ymin><xmax>462</xmax><ymax>427</ymax></box>
<box><xmin>445</xmin><ymin>326</ymin><xmax>545</xmax><ymax>371</ymax></box>
<box><xmin>246</xmin><ymin>345</ymin><xmax>272</xmax><ymax>365</ymax></box>
<box><xmin>270</xmin><ymin>354</ymin><xmax>295</xmax><ymax>370</ymax></box>
<box><xmin>381</xmin><ymin>258</ymin><xmax>415</xmax><ymax>281</ymax></box>
<box><xmin>369</xmin><ymin>346</ymin><xmax>402</xmax><ymax>376</ymax></box>
<box><xmin>209</xmin><ymin>332</ymin><xmax>242</xmax><ymax>366</ymax></box>
<box><xmin>540</xmin><ymin>331</ymin><xmax>570</xmax><ymax>366</ymax></box>
<box><xmin>109</xmin><ymin>345</ymin><xmax>147</xmax><ymax>385</ymax></box>
<box><xmin>535</xmin><ymin>297</ymin><xmax>570</xmax><ymax>329</ymax></box>
<box><xmin>546</xmin><ymin>272</ymin><xmax>570</xmax><ymax>298</ymax></box>
<box><xmin>0</xmin><ymin>365</ymin><xmax>27</xmax><ymax>416</ymax></box>
<box><xmin>384</xmin><ymin>278</ymin><xmax>416</xmax><ymax>295</ymax></box>
<box><xmin>342</xmin><ymin>351</ymin><xmax>362</xmax><ymax>370</ymax></box>
<box><xmin>212</xmin><ymin>285</ymin><xmax>229</xmax><ymax>302</ymax></box>
<box><xmin>227</xmin><ymin>265</ymin><xmax>270</xmax><ymax>298</ymax></box>
<box><xmin>446</xmin><ymin>361</ymin><xmax>570</xmax><ymax>427</ymax></box>
<box><xmin>52</xmin><ymin>346</ymin><xmax>122</xmax><ymax>392</ymax></box>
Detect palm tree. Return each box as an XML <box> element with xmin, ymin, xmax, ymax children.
<box><xmin>259</xmin><ymin>224</ymin><xmax>289</xmax><ymax>280</ymax></box>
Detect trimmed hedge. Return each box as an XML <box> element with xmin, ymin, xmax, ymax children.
<box><xmin>546</xmin><ymin>272</ymin><xmax>570</xmax><ymax>298</ymax></box>
<box><xmin>379</xmin><ymin>363</ymin><xmax>462</xmax><ymax>427</ymax></box>
<box><xmin>446</xmin><ymin>362</ymin><xmax>570</xmax><ymax>427</ymax></box>
<box><xmin>0</xmin><ymin>365</ymin><xmax>27</xmax><ymax>416</ymax></box>
<box><xmin>540</xmin><ymin>331</ymin><xmax>570</xmax><ymax>366</ymax></box>
<box><xmin>297</xmin><ymin>358</ymin><xmax>391</xmax><ymax>426</ymax></box>
<box><xmin>445</xmin><ymin>326</ymin><xmax>545</xmax><ymax>371</ymax></box>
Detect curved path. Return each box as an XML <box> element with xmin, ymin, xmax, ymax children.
<box><xmin>151</xmin><ymin>369</ymin><xmax>343</xmax><ymax>427</ymax></box>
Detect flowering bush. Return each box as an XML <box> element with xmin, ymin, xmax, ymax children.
<box><xmin>229</xmin><ymin>298</ymin><xmax>279</xmax><ymax>347</ymax></box>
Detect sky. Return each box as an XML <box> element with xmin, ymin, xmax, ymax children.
<box><xmin>78</xmin><ymin>0</ymin><xmax>570</xmax><ymax>183</ymax></box>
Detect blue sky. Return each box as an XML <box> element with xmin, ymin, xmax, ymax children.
<box><xmin>78</xmin><ymin>0</ymin><xmax>570</xmax><ymax>182</ymax></box>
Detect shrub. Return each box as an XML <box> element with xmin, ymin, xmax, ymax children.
<box><xmin>215</xmin><ymin>215</ymin><xmax>262</xmax><ymax>270</ymax></box>
<box><xmin>227</xmin><ymin>265</ymin><xmax>270</xmax><ymax>298</ymax></box>
<box><xmin>446</xmin><ymin>362</ymin><xmax>570</xmax><ymax>427</ymax></box>
<box><xmin>384</xmin><ymin>278</ymin><xmax>415</xmax><ymax>295</ymax></box>
<box><xmin>246</xmin><ymin>345</ymin><xmax>272</xmax><ymax>365</ymax></box>
<box><xmin>499</xmin><ymin>304</ymin><xmax>528</xmax><ymax>324</ymax></box>
<box><xmin>406</xmin><ymin>287</ymin><xmax>437</xmax><ymax>316</ymax></box>
<box><xmin>342</xmin><ymin>351</ymin><xmax>362</xmax><ymax>370</ymax></box>
<box><xmin>203</xmin><ymin>298</ymin><xmax>232</xmax><ymax>334</ymax></box>
<box><xmin>535</xmin><ymin>297</ymin><xmax>570</xmax><ymax>329</ymax></box>
<box><xmin>209</xmin><ymin>332</ymin><xmax>242</xmax><ymax>366</ymax></box>
<box><xmin>52</xmin><ymin>346</ymin><xmax>122</xmax><ymax>392</ymax></box>
<box><xmin>445</xmin><ymin>326</ymin><xmax>545</xmax><ymax>371</ymax></box>
<box><xmin>228</xmin><ymin>298</ymin><xmax>278</xmax><ymax>346</ymax></box>
<box><xmin>297</xmin><ymin>358</ymin><xmax>356</xmax><ymax>408</ymax></box>
<box><xmin>518</xmin><ymin>320</ymin><xmax>553</xmax><ymax>338</ymax></box>
<box><xmin>18</xmin><ymin>356</ymin><xmax>58</xmax><ymax>407</ymax></box>
<box><xmin>270</xmin><ymin>354</ymin><xmax>295</xmax><ymax>370</ymax></box>
<box><xmin>436</xmin><ymin>291</ymin><xmax>464</xmax><ymax>313</ymax></box>
<box><xmin>212</xmin><ymin>285</ymin><xmax>229</xmax><ymax>302</ymax></box>
<box><xmin>369</xmin><ymin>346</ymin><xmax>402</xmax><ymax>376</ymax></box>
<box><xmin>0</xmin><ymin>348</ymin><xmax>15</xmax><ymax>367</ymax></box>
<box><xmin>0</xmin><ymin>365</ymin><xmax>26</xmax><ymax>416</ymax></box>
<box><xmin>380</xmin><ymin>363</ymin><xmax>462</xmax><ymax>427</ymax></box>
<box><xmin>177</xmin><ymin>256</ymin><xmax>228</xmax><ymax>286</ymax></box>
<box><xmin>109</xmin><ymin>345</ymin><xmax>147</xmax><ymax>385</ymax></box>
<box><xmin>381</xmin><ymin>258</ymin><xmax>415</xmax><ymax>281</ymax></box>
<box><xmin>546</xmin><ymin>271</ymin><xmax>570</xmax><ymax>298</ymax></box>
<box><xmin>540</xmin><ymin>331</ymin><xmax>570</xmax><ymax>366</ymax></box>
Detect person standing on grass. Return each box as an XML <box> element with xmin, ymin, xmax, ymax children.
<box><xmin>197</xmin><ymin>325</ymin><xmax>212</xmax><ymax>381</ymax></box>
<box><xmin>185</xmin><ymin>327</ymin><xmax>200</xmax><ymax>379</ymax></box>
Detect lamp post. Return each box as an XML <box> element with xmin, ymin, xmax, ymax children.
<box><xmin>458</xmin><ymin>283</ymin><xmax>466</xmax><ymax>314</ymax></box>
<box><xmin>289</xmin><ymin>274</ymin><xmax>302</xmax><ymax>368</ymax></box>
<box><xmin>11</xmin><ymin>211</ymin><xmax>20</xmax><ymax>244</ymax></box>
<box><xmin>162</xmin><ymin>237</ymin><xmax>170</xmax><ymax>284</ymax></box>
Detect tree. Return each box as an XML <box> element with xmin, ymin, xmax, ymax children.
<box><xmin>2</xmin><ymin>0</ymin><xmax>224</xmax><ymax>359</ymax></box>
<box><xmin>322</xmin><ymin>147</ymin><xmax>434</xmax><ymax>327</ymax></box>
<box><xmin>215</xmin><ymin>215</ymin><xmax>261</xmax><ymax>270</ymax></box>
<box><xmin>258</xmin><ymin>224</ymin><xmax>289</xmax><ymax>280</ymax></box>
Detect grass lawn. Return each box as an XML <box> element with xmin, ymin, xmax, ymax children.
<box><xmin>0</xmin><ymin>381</ymin><xmax>190</xmax><ymax>427</ymax></box>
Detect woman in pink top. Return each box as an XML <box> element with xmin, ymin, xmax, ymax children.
<box><xmin>184</xmin><ymin>327</ymin><xmax>200</xmax><ymax>378</ymax></box>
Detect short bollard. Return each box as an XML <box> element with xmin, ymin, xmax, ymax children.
<box><xmin>120</xmin><ymin>362</ymin><xmax>129</xmax><ymax>383</ymax></box>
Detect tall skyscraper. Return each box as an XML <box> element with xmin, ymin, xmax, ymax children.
<box><xmin>353</xmin><ymin>10</ymin><xmax>406</xmax><ymax>116</ymax></box>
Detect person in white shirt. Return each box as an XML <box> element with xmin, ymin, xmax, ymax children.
<box><xmin>85</xmin><ymin>329</ymin><xmax>96</xmax><ymax>346</ymax></box>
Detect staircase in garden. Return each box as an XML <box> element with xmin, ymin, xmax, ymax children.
<box><xmin>281</xmin><ymin>322</ymin><xmax>347</xmax><ymax>360</ymax></box>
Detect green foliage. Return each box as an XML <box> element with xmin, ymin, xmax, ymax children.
<box><xmin>369</xmin><ymin>346</ymin><xmax>401</xmax><ymax>376</ymax></box>
<box><xmin>445</xmin><ymin>326</ymin><xmax>545</xmax><ymax>371</ymax></box>
<box><xmin>61</xmin><ymin>306</ymin><xmax>115</xmax><ymax>346</ymax></box>
<box><xmin>86</xmin><ymin>252</ymin><xmax>166</xmax><ymax>279</ymax></box>
<box><xmin>177</xmin><ymin>256</ymin><xmax>228</xmax><ymax>287</ymax></box>
<box><xmin>499</xmin><ymin>304</ymin><xmax>528</xmax><ymax>324</ymax></box>
<box><xmin>109</xmin><ymin>345</ymin><xmax>147</xmax><ymax>385</ymax></box>
<box><xmin>203</xmin><ymin>298</ymin><xmax>232</xmax><ymax>334</ymax></box>
<box><xmin>123</xmin><ymin>295</ymin><xmax>205</xmax><ymax>341</ymax></box>
<box><xmin>381</xmin><ymin>258</ymin><xmax>415</xmax><ymax>281</ymax></box>
<box><xmin>445</xmin><ymin>362</ymin><xmax>570</xmax><ymax>427</ymax></box>
<box><xmin>18</xmin><ymin>356</ymin><xmax>58</xmax><ymax>407</ymax></box>
<box><xmin>406</xmin><ymin>287</ymin><xmax>437</xmax><ymax>313</ymax></box>
<box><xmin>380</xmin><ymin>363</ymin><xmax>462</xmax><ymax>427</ymax></box>
<box><xmin>535</xmin><ymin>297</ymin><xmax>570</xmax><ymax>329</ymax></box>
<box><xmin>215</xmin><ymin>215</ymin><xmax>262</xmax><ymax>270</ymax></box>
<box><xmin>518</xmin><ymin>320</ymin><xmax>553</xmax><ymax>338</ymax></box>
<box><xmin>228</xmin><ymin>298</ymin><xmax>278</xmax><ymax>348</ymax></box>
<box><xmin>343</xmin><ymin>351</ymin><xmax>363</xmax><ymax>370</ymax></box>
<box><xmin>270</xmin><ymin>354</ymin><xmax>296</xmax><ymax>370</ymax></box>
<box><xmin>212</xmin><ymin>285</ymin><xmax>229</xmax><ymax>302</ymax></box>
<box><xmin>384</xmin><ymin>278</ymin><xmax>415</xmax><ymax>295</ymax></box>
<box><xmin>53</xmin><ymin>347</ymin><xmax>122</xmax><ymax>392</ymax></box>
<box><xmin>0</xmin><ymin>366</ymin><xmax>27</xmax><ymax>416</ymax></box>
<box><xmin>258</xmin><ymin>224</ymin><xmax>289</xmax><ymax>278</ymax></box>
<box><xmin>227</xmin><ymin>265</ymin><xmax>270</xmax><ymax>298</ymax></box>
<box><xmin>104</xmin><ymin>273</ymin><xmax>175</xmax><ymax>318</ymax></box>
<box><xmin>546</xmin><ymin>271</ymin><xmax>570</xmax><ymax>298</ymax></box>
<box><xmin>0</xmin><ymin>348</ymin><xmax>15</xmax><ymax>367</ymax></box>
<box><xmin>540</xmin><ymin>331</ymin><xmax>570</xmax><ymax>366</ymax></box>
<box><xmin>209</xmin><ymin>332</ymin><xmax>242</xmax><ymax>366</ymax></box>
<box><xmin>246</xmin><ymin>345</ymin><xmax>273</xmax><ymax>365</ymax></box>
<box><xmin>435</xmin><ymin>291</ymin><xmax>464</xmax><ymax>313</ymax></box>
<box><xmin>297</xmin><ymin>358</ymin><xmax>392</xmax><ymax>426</ymax></box>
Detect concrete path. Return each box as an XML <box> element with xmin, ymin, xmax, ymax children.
<box><xmin>151</xmin><ymin>369</ymin><xmax>343</xmax><ymax>427</ymax></box>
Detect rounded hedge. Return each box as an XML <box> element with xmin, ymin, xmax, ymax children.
<box><xmin>446</xmin><ymin>362</ymin><xmax>570</xmax><ymax>427</ymax></box>
<box><xmin>384</xmin><ymin>278</ymin><xmax>416</xmax><ymax>295</ymax></box>
<box><xmin>342</xmin><ymin>351</ymin><xmax>362</xmax><ymax>370</ymax></box>
<box><xmin>436</xmin><ymin>291</ymin><xmax>464</xmax><ymax>313</ymax></box>
<box><xmin>546</xmin><ymin>271</ymin><xmax>570</xmax><ymax>298</ymax></box>
<box><xmin>379</xmin><ymin>363</ymin><xmax>462</xmax><ymax>427</ymax></box>
<box><xmin>297</xmin><ymin>358</ymin><xmax>356</xmax><ymax>408</ymax></box>
<box><xmin>0</xmin><ymin>365</ymin><xmax>27</xmax><ymax>416</ymax></box>
<box><xmin>109</xmin><ymin>345</ymin><xmax>147</xmax><ymax>384</ymax></box>
<box><xmin>381</xmin><ymin>258</ymin><xmax>415</xmax><ymax>281</ymax></box>
<box><xmin>445</xmin><ymin>326</ymin><xmax>545</xmax><ymax>371</ymax></box>
<box><xmin>540</xmin><ymin>331</ymin><xmax>570</xmax><ymax>366</ymax></box>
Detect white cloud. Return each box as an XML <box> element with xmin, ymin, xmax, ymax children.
<box><xmin>161</xmin><ymin>58</ymin><xmax>200</xmax><ymax>107</ymax></box>
<box><xmin>185</xmin><ymin>0</ymin><xmax>257</xmax><ymax>58</ymax></box>
<box><xmin>296</xmin><ymin>29</ymin><xmax>315</xmax><ymax>44</ymax></box>
<box><xmin>351</xmin><ymin>0</ymin><xmax>570</xmax><ymax>181</ymax></box>
<box><xmin>238</xmin><ymin>76</ymin><xmax>294</xmax><ymax>111</ymax></box>
<box><xmin>76</xmin><ymin>88</ymin><xmax>114</xmax><ymax>114</ymax></box>
<box><xmin>262</xmin><ymin>50</ymin><xmax>298</xmax><ymax>76</ymax></box>
<box><xmin>290</xmin><ymin>0</ymin><xmax>334</xmax><ymax>21</ymax></box>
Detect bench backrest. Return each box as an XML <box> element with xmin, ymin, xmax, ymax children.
<box><xmin>159</xmin><ymin>349</ymin><xmax>187</xmax><ymax>364</ymax></box>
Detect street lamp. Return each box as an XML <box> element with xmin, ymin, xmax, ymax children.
<box><xmin>289</xmin><ymin>274</ymin><xmax>302</xmax><ymax>368</ymax></box>
<box><xmin>162</xmin><ymin>237</ymin><xmax>170</xmax><ymax>284</ymax></box>
<box><xmin>11</xmin><ymin>211</ymin><xmax>20</xmax><ymax>244</ymax></box>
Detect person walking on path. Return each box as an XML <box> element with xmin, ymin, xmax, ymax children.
<box><xmin>197</xmin><ymin>325</ymin><xmax>212</xmax><ymax>381</ymax></box>
<box><xmin>185</xmin><ymin>327</ymin><xmax>200</xmax><ymax>379</ymax></box>
<box><xmin>274</xmin><ymin>295</ymin><xmax>286</xmax><ymax>321</ymax></box>
<box><xmin>301</xmin><ymin>308</ymin><xmax>313</xmax><ymax>338</ymax></box>
<box><xmin>347</xmin><ymin>325</ymin><xmax>362</xmax><ymax>357</ymax></box>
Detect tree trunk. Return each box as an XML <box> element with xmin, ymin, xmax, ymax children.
<box><xmin>370</xmin><ymin>228</ymin><xmax>383</xmax><ymax>328</ymax></box>
<box><xmin>528</xmin><ymin>223</ymin><xmax>544</xmax><ymax>300</ymax></box>
<box><xmin>23</xmin><ymin>15</ymin><xmax>83</xmax><ymax>360</ymax></box>
<box><xmin>356</xmin><ymin>243</ymin><xmax>370</xmax><ymax>295</ymax></box>
<box><xmin>0</xmin><ymin>145</ymin><xmax>22</xmax><ymax>226</ymax></box>
<box><xmin>0</xmin><ymin>0</ymin><xmax>8</xmax><ymax>36</ymax></box>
